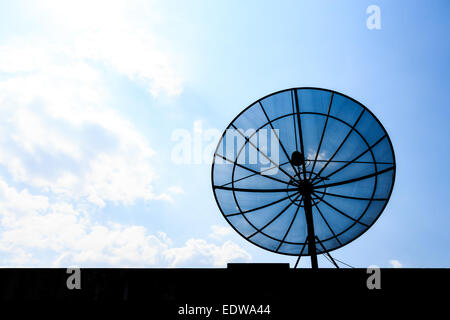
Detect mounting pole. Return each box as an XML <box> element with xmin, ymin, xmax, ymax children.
<box><xmin>303</xmin><ymin>193</ymin><xmax>318</xmax><ymax>269</ymax></box>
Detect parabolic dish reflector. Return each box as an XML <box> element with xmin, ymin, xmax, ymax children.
<box><xmin>211</xmin><ymin>87</ymin><xmax>395</xmax><ymax>256</ymax></box>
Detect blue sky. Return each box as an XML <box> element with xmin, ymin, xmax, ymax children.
<box><xmin>0</xmin><ymin>0</ymin><xmax>448</xmax><ymax>267</ymax></box>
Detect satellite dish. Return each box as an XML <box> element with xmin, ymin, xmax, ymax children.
<box><xmin>211</xmin><ymin>87</ymin><xmax>395</xmax><ymax>268</ymax></box>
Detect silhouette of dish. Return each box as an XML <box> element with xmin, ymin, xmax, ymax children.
<box><xmin>211</xmin><ymin>88</ymin><xmax>396</xmax><ymax>256</ymax></box>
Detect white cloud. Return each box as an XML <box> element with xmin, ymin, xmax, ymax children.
<box><xmin>0</xmin><ymin>61</ymin><xmax>166</xmax><ymax>207</ymax></box>
<box><xmin>0</xmin><ymin>0</ymin><xmax>192</xmax><ymax>266</ymax></box>
<box><xmin>0</xmin><ymin>11</ymin><xmax>183</xmax><ymax>206</ymax></box>
<box><xmin>168</xmin><ymin>186</ymin><xmax>185</xmax><ymax>195</ymax></box>
<box><xmin>389</xmin><ymin>259</ymin><xmax>402</xmax><ymax>268</ymax></box>
<box><xmin>74</xmin><ymin>29</ymin><xmax>183</xmax><ymax>96</ymax></box>
<box><xmin>0</xmin><ymin>0</ymin><xmax>185</xmax><ymax>208</ymax></box>
<box><xmin>208</xmin><ymin>225</ymin><xmax>232</xmax><ymax>240</ymax></box>
<box><xmin>164</xmin><ymin>239</ymin><xmax>252</xmax><ymax>267</ymax></box>
<box><xmin>0</xmin><ymin>178</ymin><xmax>250</xmax><ymax>267</ymax></box>
<box><xmin>37</xmin><ymin>0</ymin><xmax>183</xmax><ymax>96</ymax></box>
